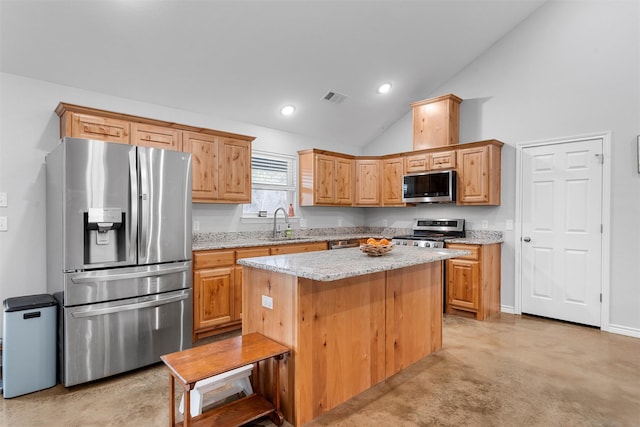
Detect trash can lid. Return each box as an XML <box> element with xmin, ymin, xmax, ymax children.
<box><xmin>4</xmin><ymin>294</ymin><xmax>57</xmax><ymax>312</ymax></box>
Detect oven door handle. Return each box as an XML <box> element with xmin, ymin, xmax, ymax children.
<box><xmin>70</xmin><ymin>292</ymin><xmax>189</xmax><ymax>319</ymax></box>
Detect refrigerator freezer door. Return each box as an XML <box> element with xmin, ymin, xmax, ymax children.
<box><xmin>61</xmin><ymin>288</ymin><xmax>192</xmax><ymax>387</ymax></box>
<box><xmin>138</xmin><ymin>147</ymin><xmax>192</xmax><ymax>265</ymax></box>
<box><xmin>63</xmin><ymin>261</ymin><xmax>191</xmax><ymax>306</ymax></box>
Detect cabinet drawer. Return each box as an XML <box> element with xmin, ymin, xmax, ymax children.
<box><xmin>270</xmin><ymin>242</ymin><xmax>327</xmax><ymax>255</ymax></box>
<box><xmin>236</xmin><ymin>247</ymin><xmax>270</xmax><ymax>260</ymax></box>
<box><xmin>445</xmin><ymin>243</ymin><xmax>480</xmax><ymax>261</ymax></box>
<box><xmin>429</xmin><ymin>150</ymin><xmax>456</xmax><ymax>170</ymax></box>
<box><xmin>193</xmin><ymin>250</ymin><xmax>235</xmax><ymax>269</ymax></box>
<box><xmin>131</xmin><ymin>123</ymin><xmax>181</xmax><ymax>151</ymax></box>
<box><xmin>404</xmin><ymin>154</ymin><xmax>428</xmax><ymax>173</ymax></box>
<box><xmin>69</xmin><ymin>113</ymin><xmax>130</xmax><ymax>144</ymax></box>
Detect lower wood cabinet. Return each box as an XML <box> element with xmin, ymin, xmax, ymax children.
<box><xmin>445</xmin><ymin>242</ymin><xmax>501</xmax><ymax>320</ymax></box>
<box><xmin>193</xmin><ymin>242</ymin><xmax>327</xmax><ymax>341</ymax></box>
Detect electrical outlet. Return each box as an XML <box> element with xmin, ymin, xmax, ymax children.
<box><xmin>300</xmin><ymin>218</ymin><xmax>307</xmax><ymax>228</ymax></box>
<box><xmin>481</xmin><ymin>220</ymin><xmax>489</xmax><ymax>229</ymax></box>
<box><xmin>0</xmin><ymin>192</ymin><xmax>7</xmax><ymax>207</ymax></box>
<box><xmin>261</xmin><ymin>295</ymin><xmax>273</xmax><ymax>310</ymax></box>
<box><xmin>382</xmin><ymin>219</ymin><xmax>388</xmax><ymax>227</ymax></box>
<box><xmin>338</xmin><ymin>218</ymin><xmax>343</xmax><ymax>227</ymax></box>
<box><xmin>0</xmin><ymin>216</ymin><xmax>7</xmax><ymax>231</ymax></box>
<box><xmin>506</xmin><ymin>220</ymin><xmax>514</xmax><ymax>230</ymax></box>
<box><xmin>193</xmin><ymin>220</ymin><xmax>200</xmax><ymax>231</ymax></box>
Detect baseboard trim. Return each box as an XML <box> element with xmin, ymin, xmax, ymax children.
<box><xmin>607</xmin><ymin>324</ymin><xmax>640</xmax><ymax>339</ymax></box>
<box><xmin>500</xmin><ymin>305</ymin><xmax>516</xmax><ymax>314</ymax></box>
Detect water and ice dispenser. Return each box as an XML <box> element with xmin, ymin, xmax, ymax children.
<box><xmin>83</xmin><ymin>207</ymin><xmax>126</xmax><ymax>265</ymax></box>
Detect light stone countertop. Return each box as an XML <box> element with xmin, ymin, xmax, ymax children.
<box><xmin>237</xmin><ymin>245</ymin><xmax>471</xmax><ymax>282</ymax></box>
<box><xmin>191</xmin><ymin>229</ymin><xmax>503</xmax><ymax>251</ymax></box>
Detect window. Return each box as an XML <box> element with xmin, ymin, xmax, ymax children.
<box><xmin>242</xmin><ymin>151</ymin><xmax>296</xmax><ymax>217</ymax></box>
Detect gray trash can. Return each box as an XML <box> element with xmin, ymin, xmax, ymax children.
<box><xmin>2</xmin><ymin>294</ymin><xmax>57</xmax><ymax>398</ymax></box>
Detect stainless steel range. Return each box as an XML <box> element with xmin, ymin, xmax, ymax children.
<box><xmin>392</xmin><ymin>218</ymin><xmax>465</xmax><ymax>248</ymax></box>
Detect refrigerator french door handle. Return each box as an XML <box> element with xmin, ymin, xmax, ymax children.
<box><xmin>138</xmin><ymin>148</ymin><xmax>149</xmax><ymax>262</ymax></box>
<box><xmin>70</xmin><ymin>264</ymin><xmax>190</xmax><ymax>283</ymax></box>
<box><xmin>129</xmin><ymin>148</ymin><xmax>138</xmax><ymax>263</ymax></box>
<box><xmin>70</xmin><ymin>292</ymin><xmax>189</xmax><ymax>318</ymax></box>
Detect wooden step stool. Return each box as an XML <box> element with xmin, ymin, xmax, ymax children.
<box><xmin>161</xmin><ymin>332</ymin><xmax>289</xmax><ymax>427</ymax></box>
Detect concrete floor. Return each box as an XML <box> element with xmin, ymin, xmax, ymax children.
<box><xmin>2</xmin><ymin>313</ymin><xmax>639</xmax><ymax>426</ymax></box>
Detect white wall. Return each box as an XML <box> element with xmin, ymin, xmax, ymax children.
<box><xmin>365</xmin><ymin>0</ymin><xmax>640</xmax><ymax>334</ymax></box>
<box><xmin>0</xmin><ymin>73</ymin><xmax>364</xmax><ymax>334</ymax></box>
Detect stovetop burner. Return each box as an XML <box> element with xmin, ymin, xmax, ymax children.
<box><xmin>392</xmin><ymin>218</ymin><xmax>465</xmax><ymax>248</ymax></box>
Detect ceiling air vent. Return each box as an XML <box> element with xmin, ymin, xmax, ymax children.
<box><xmin>322</xmin><ymin>91</ymin><xmax>348</xmax><ymax>104</ymax></box>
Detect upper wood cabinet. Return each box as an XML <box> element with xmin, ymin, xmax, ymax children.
<box><xmin>411</xmin><ymin>94</ymin><xmax>462</xmax><ymax>150</ymax></box>
<box><xmin>183</xmin><ymin>131</ymin><xmax>219</xmax><ymax>202</ymax></box>
<box><xmin>299</xmin><ymin>149</ymin><xmax>354</xmax><ymax>206</ymax></box>
<box><xmin>429</xmin><ymin>149</ymin><xmax>456</xmax><ymax>170</ymax></box>
<box><xmin>404</xmin><ymin>149</ymin><xmax>456</xmax><ymax>174</ymax></box>
<box><xmin>354</xmin><ymin>158</ymin><xmax>381</xmax><ymax>206</ymax></box>
<box><xmin>456</xmin><ymin>140</ymin><xmax>502</xmax><ymax>206</ymax></box>
<box><xmin>218</xmin><ymin>137</ymin><xmax>251</xmax><ymax>203</ymax></box>
<box><xmin>131</xmin><ymin>123</ymin><xmax>181</xmax><ymax>151</ymax></box>
<box><xmin>381</xmin><ymin>156</ymin><xmax>405</xmax><ymax>206</ymax></box>
<box><xmin>56</xmin><ymin>103</ymin><xmax>254</xmax><ymax>204</ymax></box>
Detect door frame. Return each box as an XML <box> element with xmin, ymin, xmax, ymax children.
<box><xmin>514</xmin><ymin>131</ymin><xmax>611</xmax><ymax>330</ymax></box>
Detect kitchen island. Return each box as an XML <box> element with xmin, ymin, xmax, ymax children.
<box><xmin>238</xmin><ymin>246</ymin><xmax>469</xmax><ymax>426</ymax></box>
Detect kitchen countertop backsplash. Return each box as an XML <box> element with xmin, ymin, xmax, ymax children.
<box><xmin>192</xmin><ymin>227</ymin><xmax>503</xmax><ymax>251</ymax></box>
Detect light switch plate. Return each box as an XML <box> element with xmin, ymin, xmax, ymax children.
<box><xmin>481</xmin><ymin>220</ymin><xmax>489</xmax><ymax>229</ymax></box>
<box><xmin>0</xmin><ymin>192</ymin><xmax>7</xmax><ymax>207</ymax></box>
<box><xmin>0</xmin><ymin>216</ymin><xmax>7</xmax><ymax>231</ymax></box>
<box><xmin>261</xmin><ymin>295</ymin><xmax>273</xmax><ymax>310</ymax></box>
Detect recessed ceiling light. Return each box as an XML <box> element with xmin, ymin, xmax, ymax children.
<box><xmin>377</xmin><ymin>83</ymin><xmax>392</xmax><ymax>94</ymax></box>
<box><xmin>280</xmin><ymin>105</ymin><xmax>295</xmax><ymax>116</ymax></box>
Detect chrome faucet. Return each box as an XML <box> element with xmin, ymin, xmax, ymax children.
<box><xmin>272</xmin><ymin>207</ymin><xmax>290</xmax><ymax>238</ymax></box>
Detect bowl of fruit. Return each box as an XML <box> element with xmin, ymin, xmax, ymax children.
<box><xmin>360</xmin><ymin>238</ymin><xmax>395</xmax><ymax>257</ymax></box>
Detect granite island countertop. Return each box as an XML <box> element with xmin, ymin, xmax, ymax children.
<box><xmin>237</xmin><ymin>245</ymin><xmax>470</xmax><ymax>282</ymax></box>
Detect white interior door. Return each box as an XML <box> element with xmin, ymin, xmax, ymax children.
<box><xmin>520</xmin><ymin>138</ymin><xmax>603</xmax><ymax>326</ymax></box>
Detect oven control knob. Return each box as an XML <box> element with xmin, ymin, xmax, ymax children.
<box><xmin>425</xmin><ymin>242</ymin><xmax>431</xmax><ymax>248</ymax></box>
<box><xmin>413</xmin><ymin>241</ymin><xmax>419</xmax><ymax>247</ymax></box>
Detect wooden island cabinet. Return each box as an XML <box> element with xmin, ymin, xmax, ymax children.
<box><xmin>238</xmin><ymin>246</ymin><xmax>468</xmax><ymax>426</ymax></box>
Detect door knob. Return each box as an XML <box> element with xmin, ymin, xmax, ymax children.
<box><xmin>523</xmin><ymin>237</ymin><xmax>531</xmax><ymax>242</ymax></box>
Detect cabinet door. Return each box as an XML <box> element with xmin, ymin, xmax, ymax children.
<box><xmin>218</xmin><ymin>137</ymin><xmax>251</xmax><ymax>202</ymax></box>
<box><xmin>382</xmin><ymin>157</ymin><xmax>404</xmax><ymax>206</ymax></box>
<box><xmin>446</xmin><ymin>259</ymin><xmax>480</xmax><ymax>312</ymax></box>
<box><xmin>184</xmin><ymin>132</ymin><xmax>219</xmax><ymax>202</ymax></box>
<box><xmin>314</xmin><ymin>154</ymin><xmax>336</xmax><ymax>204</ymax></box>
<box><xmin>68</xmin><ymin>113</ymin><xmax>130</xmax><ymax>144</ymax></box>
<box><xmin>193</xmin><ymin>267</ymin><xmax>234</xmax><ymax>330</ymax></box>
<box><xmin>235</xmin><ymin>247</ymin><xmax>270</xmax><ymax>320</ymax></box>
<box><xmin>355</xmin><ymin>159</ymin><xmax>381</xmax><ymax>205</ymax></box>
<box><xmin>458</xmin><ymin>143</ymin><xmax>501</xmax><ymax>205</ymax></box>
<box><xmin>131</xmin><ymin>123</ymin><xmax>181</xmax><ymax>151</ymax></box>
<box><xmin>335</xmin><ymin>157</ymin><xmax>354</xmax><ymax>205</ymax></box>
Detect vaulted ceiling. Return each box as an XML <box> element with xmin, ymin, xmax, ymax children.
<box><xmin>0</xmin><ymin>0</ymin><xmax>546</xmax><ymax>148</ymax></box>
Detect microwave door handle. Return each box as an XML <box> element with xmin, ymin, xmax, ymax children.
<box><xmin>128</xmin><ymin>148</ymin><xmax>138</xmax><ymax>263</ymax></box>
<box><xmin>138</xmin><ymin>148</ymin><xmax>149</xmax><ymax>263</ymax></box>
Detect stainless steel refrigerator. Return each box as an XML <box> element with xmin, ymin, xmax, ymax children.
<box><xmin>46</xmin><ymin>137</ymin><xmax>193</xmax><ymax>387</ymax></box>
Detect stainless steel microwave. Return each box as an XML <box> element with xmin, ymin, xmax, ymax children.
<box><xmin>402</xmin><ymin>170</ymin><xmax>456</xmax><ymax>203</ymax></box>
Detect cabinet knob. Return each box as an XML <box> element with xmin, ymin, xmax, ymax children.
<box><xmin>523</xmin><ymin>237</ymin><xmax>531</xmax><ymax>242</ymax></box>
